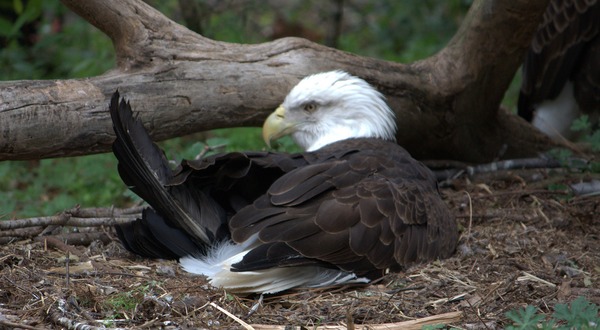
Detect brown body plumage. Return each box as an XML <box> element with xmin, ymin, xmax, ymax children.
<box><xmin>111</xmin><ymin>71</ymin><xmax>458</xmax><ymax>293</ymax></box>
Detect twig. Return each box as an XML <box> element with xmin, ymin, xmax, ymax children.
<box><xmin>430</xmin><ymin>156</ymin><xmax>581</xmax><ymax>181</ymax></box>
<box><xmin>0</xmin><ymin>226</ymin><xmax>44</xmax><ymax>237</ymax></box>
<box><xmin>66</xmin><ymin>251</ymin><xmax>71</xmax><ymax>289</ymax></box>
<box><xmin>0</xmin><ymin>319</ymin><xmax>44</xmax><ymax>330</ymax></box>
<box><xmin>465</xmin><ymin>298</ymin><xmax>491</xmax><ymax>330</ymax></box>
<box><xmin>208</xmin><ymin>302</ymin><xmax>255</xmax><ymax>330</ymax></box>
<box><xmin>41</xmin><ymin>236</ymin><xmax>84</xmax><ymax>258</ymax></box>
<box><xmin>0</xmin><ymin>206</ymin><xmax>141</xmax><ymax>242</ymax></box>
<box><xmin>137</xmin><ymin>317</ymin><xmax>161</xmax><ymax>329</ymax></box>
<box><xmin>70</xmin><ymin>206</ymin><xmax>145</xmax><ymax>217</ymax></box>
<box><xmin>472</xmin><ymin>189</ymin><xmax>568</xmax><ymax>199</ymax></box>
<box><xmin>1</xmin><ymin>232</ymin><xmax>113</xmax><ymax>246</ymax></box>
<box><xmin>245</xmin><ymin>293</ymin><xmax>263</xmax><ymax>319</ymax></box>
<box><xmin>32</xmin><ymin>232</ymin><xmax>113</xmax><ymax>246</ymax></box>
<box><xmin>570</xmin><ymin>179</ymin><xmax>600</xmax><ymax>196</ymax></box>
<box><xmin>389</xmin><ymin>285</ymin><xmax>426</xmax><ymax>293</ymax></box>
<box><xmin>49</xmin><ymin>311</ymin><xmax>128</xmax><ymax>330</ymax></box>
<box><xmin>195</xmin><ymin>143</ymin><xmax>227</xmax><ymax>160</ymax></box>
<box><xmin>464</xmin><ymin>157</ymin><xmax>562</xmax><ymax>175</ymax></box>
<box><xmin>0</xmin><ymin>215</ymin><xmax>137</xmax><ymax>230</ymax></box>
<box><xmin>464</xmin><ymin>190</ymin><xmax>473</xmax><ymax>248</ymax></box>
<box><xmin>517</xmin><ymin>272</ymin><xmax>557</xmax><ymax>287</ymax></box>
<box><xmin>250</xmin><ymin>311</ymin><xmax>463</xmax><ymax>330</ymax></box>
<box><xmin>41</xmin><ymin>236</ymin><xmax>125</xmax><ymax>275</ymax></box>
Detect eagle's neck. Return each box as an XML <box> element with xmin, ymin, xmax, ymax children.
<box><xmin>294</xmin><ymin>110</ymin><xmax>397</xmax><ymax>152</ymax></box>
<box><xmin>298</xmin><ymin>122</ymin><xmax>392</xmax><ymax>152</ymax></box>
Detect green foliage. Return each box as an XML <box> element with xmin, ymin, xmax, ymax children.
<box><xmin>547</xmin><ymin>148</ymin><xmax>575</xmax><ymax>166</ymax></box>
<box><xmin>103</xmin><ymin>291</ymin><xmax>140</xmax><ymax>316</ymax></box>
<box><xmin>571</xmin><ymin>115</ymin><xmax>592</xmax><ymax>132</ymax></box>
<box><xmin>337</xmin><ymin>1</ymin><xmax>472</xmax><ymax>63</ymax></box>
<box><xmin>505</xmin><ymin>297</ymin><xmax>600</xmax><ymax>330</ymax></box>
<box><xmin>0</xmin><ymin>0</ymin><xmax>114</xmax><ymax>80</ymax></box>
<box><xmin>208</xmin><ymin>128</ymin><xmax>267</xmax><ymax>152</ymax></box>
<box><xmin>545</xmin><ymin>148</ymin><xmax>600</xmax><ymax>174</ymax></box>
<box><xmin>157</xmin><ymin>128</ymin><xmax>300</xmax><ymax>163</ymax></box>
<box><xmin>571</xmin><ymin>115</ymin><xmax>600</xmax><ymax>152</ymax></box>
<box><xmin>546</xmin><ymin>183</ymin><xmax>570</xmax><ymax>192</ymax></box>
<box><xmin>101</xmin><ymin>280</ymin><xmax>163</xmax><ymax>320</ymax></box>
<box><xmin>207</xmin><ymin>127</ymin><xmax>300</xmax><ymax>153</ymax></box>
<box><xmin>0</xmin><ymin>154</ymin><xmax>134</xmax><ymax>219</ymax></box>
<box><xmin>506</xmin><ymin>305</ymin><xmax>548</xmax><ymax>330</ymax></box>
<box><xmin>553</xmin><ymin>296</ymin><xmax>599</xmax><ymax>329</ymax></box>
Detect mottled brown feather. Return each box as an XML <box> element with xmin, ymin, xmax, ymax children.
<box><xmin>229</xmin><ymin>138</ymin><xmax>457</xmax><ymax>277</ymax></box>
<box><xmin>519</xmin><ymin>0</ymin><xmax>600</xmax><ymax>120</ymax></box>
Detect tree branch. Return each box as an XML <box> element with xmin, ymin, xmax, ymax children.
<box><xmin>0</xmin><ymin>206</ymin><xmax>141</xmax><ymax>230</ymax></box>
<box><xmin>0</xmin><ymin>0</ymin><xmax>557</xmax><ymax>162</ymax></box>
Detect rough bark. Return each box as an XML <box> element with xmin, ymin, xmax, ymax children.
<box><xmin>0</xmin><ymin>0</ymin><xmax>557</xmax><ymax>162</ymax></box>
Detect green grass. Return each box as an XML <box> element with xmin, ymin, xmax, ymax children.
<box><xmin>0</xmin><ymin>153</ymin><xmax>133</xmax><ymax>219</ymax></box>
<box><xmin>99</xmin><ymin>280</ymin><xmax>164</xmax><ymax>323</ymax></box>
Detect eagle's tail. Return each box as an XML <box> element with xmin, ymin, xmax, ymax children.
<box><xmin>109</xmin><ymin>91</ymin><xmax>221</xmax><ymax>259</ymax></box>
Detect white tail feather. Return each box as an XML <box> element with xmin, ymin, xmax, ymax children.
<box><xmin>179</xmin><ymin>238</ymin><xmax>369</xmax><ymax>294</ymax></box>
<box><xmin>533</xmin><ymin>82</ymin><xmax>582</xmax><ymax>140</ymax></box>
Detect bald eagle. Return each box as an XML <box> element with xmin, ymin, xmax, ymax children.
<box><xmin>518</xmin><ymin>0</ymin><xmax>600</xmax><ymax>140</ymax></box>
<box><xmin>111</xmin><ymin>71</ymin><xmax>458</xmax><ymax>294</ymax></box>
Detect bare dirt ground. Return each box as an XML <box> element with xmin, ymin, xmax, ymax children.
<box><xmin>1</xmin><ymin>166</ymin><xmax>599</xmax><ymax>329</ymax></box>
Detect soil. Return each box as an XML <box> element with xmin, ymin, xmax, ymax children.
<box><xmin>1</xmin><ymin>167</ymin><xmax>599</xmax><ymax>329</ymax></box>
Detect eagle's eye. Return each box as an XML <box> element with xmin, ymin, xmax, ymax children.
<box><xmin>303</xmin><ymin>103</ymin><xmax>317</xmax><ymax>113</ymax></box>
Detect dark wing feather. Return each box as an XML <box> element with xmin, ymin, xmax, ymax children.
<box><xmin>268</xmin><ymin>162</ymin><xmax>338</xmax><ymax>206</ymax></box>
<box><xmin>349</xmin><ymin>221</ymin><xmax>381</xmax><ymax>255</ymax></box>
<box><xmin>572</xmin><ymin>35</ymin><xmax>600</xmax><ymax>112</ymax></box>
<box><xmin>519</xmin><ymin>0</ymin><xmax>600</xmax><ymax>120</ymax></box>
<box><xmin>110</xmin><ymin>92</ymin><xmax>309</xmax><ymax>258</ymax></box>
<box><xmin>314</xmin><ymin>198</ymin><xmax>361</xmax><ymax>233</ymax></box>
<box><xmin>110</xmin><ymin>92</ymin><xmax>224</xmax><ymax>246</ymax></box>
<box><xmin>116</xmin><ymin>208</ymin><xmax>206</xmax><ymax>259</ymax></box>
<box><xmin>230</xmin><ymin>139</ymin><xmax>458</xmax><ymax>277</ymax></box>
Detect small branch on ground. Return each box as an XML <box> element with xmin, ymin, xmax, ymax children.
<box><xmin>41</xmin><ymin>236</ymin><xmax>85</xmax><ymax>258</ymax></box>
<box><xmin>32</xmin><ymin>232</ymin><xmax>113</xmax><ymax>246</ymax></box>
<box><xmin>0</xmin><ymin>216</ymin><xmax>136</xmax><ymax>230</ymax></box>
<box><xmin>570</xmin><ymin>180</ymin><xmax>600</xmax><ymax>196</ymax></box>
<box><xmin>0</xmin><ymin>206</ymin><xmax>141</xmax><ymax>230</ymax></box>
<box><xmin>430</xmin><ymin>157</ymin><xmax>565</xmax><ymax>181</ymax></box>
<box><xmin>250</xmin><ymin>311</ymin><xmax>463</xmax><ymax>330</ymax></box>
<box><xmin>0</xmin><ymin>319</ymin><xmax>41</xmax><ymax>330</ymax></box>
<box><xmin>69</xmin><ymin>205</ymin><xmax>145</xmax><ymax>217</ymax></box>
<box><xmin>0</xmin><ymin>226</ymin><xmax>45</xmax><ymax>238</ymax></box>
<box><xmin>0</xmin><ymin>206</ymin><xmax>141</xmax><ymax>245</ymax></box>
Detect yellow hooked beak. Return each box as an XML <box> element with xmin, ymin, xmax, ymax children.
<box><xmin>262</xmin><ymin>106</ymin><xmax>296</xmax><ymax>147</ymax></box>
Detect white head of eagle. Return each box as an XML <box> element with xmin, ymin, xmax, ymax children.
<box><xmin>262</xmin><ymin>70</ymin><xmax>397</xmax><ymax>151</ymax></box>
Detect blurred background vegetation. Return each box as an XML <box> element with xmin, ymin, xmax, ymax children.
<box><xmin>3</xmin><ymin>0</ymin><xmax>526</xmax><ymax>219</ymax></box>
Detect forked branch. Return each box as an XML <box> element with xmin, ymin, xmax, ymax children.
<box><xmin>0</xmin><ymin>0</ymin><xmax>555</xmax><ymax>162</ymax></box>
